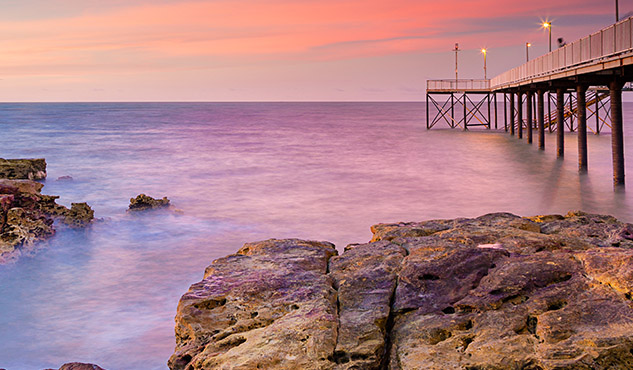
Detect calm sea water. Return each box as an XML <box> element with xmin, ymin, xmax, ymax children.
<box><xmin>0</xmin><ymin>102</ymin><xmax>632</xmax><ymax>369</ymax></box>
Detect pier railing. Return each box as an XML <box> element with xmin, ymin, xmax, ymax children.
<box><xmin>427</xmin><ymin>79</ymin><xmax>490</xmax><ymax>92</ymax></box>
<box><xmin>491</xmin><ymin>16</ymin><xmax>633</xmax><ymax>89</ymax></box>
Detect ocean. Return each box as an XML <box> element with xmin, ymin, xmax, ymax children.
<box><xmin>0</xmin><ymin>102</ymin><xmax>632</xmax><ymax>369</ymax></box>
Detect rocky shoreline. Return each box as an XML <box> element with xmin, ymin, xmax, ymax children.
<box><xmin>170</xmin><ymin>211</ymin><xmax>633</xmax><ymax>370</ymax></box>
<box><xmin>0</xmin><ymin>158</ymin><xmax>94</xmax><ymax>263</ymax></box>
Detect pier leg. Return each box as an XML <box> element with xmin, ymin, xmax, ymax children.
<box><xmin>526</xmin><ymin>91</ymin><xmax>533</xmax><ymax>144</ymax></box>
<box><xmin>610</xmin><ymin>80</ymin><xmax>625</xmax><ymax>185</ymax></box>
<box><xmin>517</xmin><ymin>92</ymin><xmax>523</xmax><ymax>139</ymax></box>
<box><xmin>533</xmin><ymin>94</ymin><xmax>537</xmax><ymax>129</ymax></box>
<box><xmin>510</xmin><ymin>92</ymin><xmax>515</xmax><ymax>136</ymax></box>
<box><xmin>538</xmin><ymin>90</ymin><xmax>545</xmax><ymax>150</ymax></box>
<box><xmin>451</xmin><ymin>93</ymin><xmax>455</xmax><ymax>129</ymax></box>
<box><xmin>463</xmin><ymin>93</ymin><xmax>468</xmax><ymax>131</ymax></box>
<box><xmin>596</xmin><ymin>94</ymin><xmax>600</xmax><ymax>135</ymax></box>
<box><xmin>504</xmin><ymin>93</ymin><xmax>508</xmax><ymax>131</ymax></box>
<box><xmin>577</xmin><ymin>85</ymin><xmax>588</xmax><ymax>171</ymax></box>
<box><xmin>557</xmin><ymin>88</ymin><xmax>565</xmax><ymax>157</ymax></box>
<box><xmin>548</xmin><ymin>92</ymin><xmax>553</xmax><ymax>133</ymax></box>
<box><xmin>487</xmin><ymin>93</ymin><xmax>491</xmax><ymax>129</ymax></box>
<box><xmin>494</xmin><ymin>93</ymin><xmax>498</xmax><ymax>130</ymax></box>
<box><xmin>426</xmin><ymin>94</ymin><xmax>430</xmax><ymax>130</ymax></box>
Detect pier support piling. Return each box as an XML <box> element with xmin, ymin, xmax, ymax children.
<box><xmin>517</xmin><ymin>92</ymin><xmax>523</xmax><ymax>139</ymax></box>
<box><xmin>610</xmin><ymin>80</ymin><xmax>625</xmax><ymax>185</ymax></box>
<box><xmin>577</xmin><ymin>85</ymin><xmax>588</xmax><ymax>171</ymax></box>
<box><xmin>526</xmin><ymin>91</ymin><xmax>533</xmax><ymax>144</ymax></box>
<box><xmin>557</xmin><ymin>88</ymin><xmax>565</xmax><ymax>157</ymax></box>
<box><xmin>510</xmin><ymin>92</ymin><xmax>515</xmax><ymax>136</ymax></box>
<box><xmin>504</xmin><ymin>93</ymin><xmax>508</xmax><ymax>131</ymax></box>
<box><xmin>538</xmin><ymin>90</ymin><xmax>545</xmax><ymax>150</ymax></box>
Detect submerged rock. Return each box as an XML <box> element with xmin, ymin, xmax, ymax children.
<box><xmin>128</xmin><ymin>194</ymin><xmax>170</xmax><ymax>211</ymax></box>
<box><xmin>171</xmin><ymin>211</ymin><xmax>633</xmax><ymax>370</ymax></box>
<box><xmin>0</xmin><ymin>158</ymin><xmax>46</xmax><ymax>180</ymax></box>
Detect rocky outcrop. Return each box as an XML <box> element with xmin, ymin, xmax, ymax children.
<box><xmin>171</xmin><ymin>211</ymin><xmax>633</xmax><ymax>370</ymax></box>
<box><xmin>0</xmin><ymin>179</ymin><xmax>94</xmax><ymax>263</ymax></box>
<box><xmin>128</xmin><ymin>194</ymin><xmax>170</xmax><ymax>211</ymax></box>
<box><xmin>0</xmin><ymin>158</ymin><xmax>46</xmax><ymax>180</ymax></box>
<box><xmin>43</xmin><ymin>362</ymin><xmax>106</xmax><ymax>370</ymax></box>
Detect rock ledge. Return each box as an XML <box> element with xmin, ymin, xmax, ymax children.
<box><xmin>171</xmin><ymin>211</ymin><xmax>633</xmax><ymax>370</ymax></box>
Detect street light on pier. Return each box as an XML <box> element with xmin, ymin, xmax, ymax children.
<box><xmin>481</xmin><ymin>48</ymin><xmax>487</xmax><ymax>80</ymax></box>
<box><xmin>526</xmin><ymin>42</ymin><xmax>531</xmax><ymax>62</ymax></box>
<box><xmin>542</xmin><ymin>21</ymin><xmax>552</xmax><ymax>52</ymax></box>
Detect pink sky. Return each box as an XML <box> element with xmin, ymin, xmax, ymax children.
<box><xmin>0</xmin><ymin>0</ymin><xmax>629</xmax><ymax>101</ymax></box>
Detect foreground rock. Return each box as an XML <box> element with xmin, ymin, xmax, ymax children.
<box><xmin>0</xmin><ymin>179</ymin><xmax>94</xmax><ymax>263</ymax></box>
<box><xmin>0</xmin><ymin>158</ymin><xmax>47</xmax><ymax>180</ymax></box>
<box><xmin>128</xmin><ymin>193</ymin><xmax>170</xmax><ymax>211</ymax></box>
<box><xmin>171</xmin><ymin>211</ymin><xmax>633</xmax><ymax>370</ymax></box>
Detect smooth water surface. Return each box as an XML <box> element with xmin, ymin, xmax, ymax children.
<box><xmin>0</xmin><ymin>102</ymin><xmax>632</xmax><ymax>369</ymax></box>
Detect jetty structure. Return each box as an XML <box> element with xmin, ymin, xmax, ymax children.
<box><xmin>426</xmin><ymin>16</ymin><xmax>633</xmax><ymax>186</ymax></box>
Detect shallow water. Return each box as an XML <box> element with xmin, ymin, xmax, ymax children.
<box><xmin>0</xmin><ymin>102</ymin><xmax>632</xmax><ymax>369</ymax></box>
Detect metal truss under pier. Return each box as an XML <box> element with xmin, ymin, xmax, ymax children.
<box><xmin>426</xmin><ymin>80</ymin><xmax>496</xmax><ymax>130</ymax></box>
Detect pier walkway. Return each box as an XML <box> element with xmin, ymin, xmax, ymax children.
<box><xmin>426</xmin><ymin>16</ymin><xmax>633</xmax><ymax>186</ymax></box>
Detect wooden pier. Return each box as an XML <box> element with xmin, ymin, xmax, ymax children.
<box><xmin>427</xmin><ymin>16</ymin><xmax>633</xmax><ymax>186</ymax></box>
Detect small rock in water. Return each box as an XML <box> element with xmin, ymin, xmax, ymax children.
<box><xmin>56</xmin><ymin>175</ymin><xmax>73</xmax><ymax>181</ymax></box>
<box><xmin>128</xmin><ymin>193</ymin><xmax>171</xmax><ymax>212</ymax></box>
<box><xmin>63</xmin><ymin>202</ymin><xmax>95</xmax><ymax>227</ymax></box>
<box><xmin>43</xmin><ymin>363</ymin><xmax>105</xmax><ymax>370</ymax></box>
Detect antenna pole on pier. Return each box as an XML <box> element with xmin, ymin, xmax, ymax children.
<box><xmin>454</xmin><ymin>43</ymin><xmax>460</xmax><ymax>81</ymax></box>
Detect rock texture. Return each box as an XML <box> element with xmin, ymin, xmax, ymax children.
<box><xmin>0</xmin><ymin>158</ymin><xmax>47</xmax><ymax>180</ymax></box>
<box><xmin>0</xmin><ymin>178</ymin><xmax>94</xmax><ymax>263</ymax></box>
<box><xmin>44</xmin><ymin>362</ymin><xmax>106</xmax><ymax>370</ymax></box>
<box><xmin>171</xmin><ymin>211</ymin><xmax>633</xmax><ymax>370</ymax></box>
<box><xmin>128</xmin><ymin>193</ymin><xmax>171</xmax><ymax>212</ymax></box>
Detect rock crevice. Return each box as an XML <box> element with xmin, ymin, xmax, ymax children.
<box><xmin>171</xmin><ymin>211</ymin><xmax>633</xmax><ymax>370</ymax></box>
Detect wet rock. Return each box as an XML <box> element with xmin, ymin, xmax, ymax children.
<box><xmin>172</xmin><ymin>212</ymin><xmax>633</xmax><ymax>370</ymax></box>
<box><xmin>128</xmin><ymin>193</ymin><xmax>170</xmax><ymax>211</ymax></box>
<box><xmin>0</xmin><ymin>179</ymin><xmax>94</xmax><ymax>263</ymax></box>
<box><xmin>44</xmin><ymin>363</ymin><xmax>106</xmax><ymax>370</ymax></box>
<box><xmin>169</xmin><ymin>239</ymin><xmax>338</xmax><ymax>370</ymax></box>
<box><xmin>329</xmin><ymin>240</ymin><xmax>406</xmax><ymax>369</ymax></box>
<box><xmin>63</xmin><ymin>202</ymin><xmax>95</xmax><ymax>227</ymax></box>
<box><xmin>0</xmin><ymin>158</ymin><xmax>46</xmax><ymax>180</ymax></box>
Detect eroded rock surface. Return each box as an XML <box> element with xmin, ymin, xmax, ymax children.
<box><xmin>172</xmin><ymin>211</ymin><xmax>633</xmax><ymax>370</ymax></box>
<box><xmin>0</xmin><ymin>158</ymin><xmax>47</xmax><ymax>180</ymax></box>
<box><xmin>0</xmin><ymin>178</ymin><xmax>94</xmax><ymax>263</ymax></box>
<box><xmin>128</xmin><ymin>193</ymin><xmax>170</xmax><ymax>211</ymax></box>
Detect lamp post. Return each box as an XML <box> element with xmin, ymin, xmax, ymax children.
<box><xmin>616</xmin><ymin>0</ymin><xmax>619</xmax><ymax>22</ymax></box>
<box><xmin>481</xmin><ymin>48</ymin><xmax>487</xmax><ymax>80</ymax></box>
<box><xmin>526</xmin><ymin>42</ymin><xmax>531</xmax><ymax>62</ymax></box>
<box><xmin>454</xmin><ymin>43</ymin><xmax>460</xmax><ymax>82</ymax></box>
<box><xmin>543</xmin><ymin>22</ymin><xmax>552</xmax><ymax>52</ymax></box>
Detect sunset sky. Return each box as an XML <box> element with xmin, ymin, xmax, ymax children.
<box><xmin>1</xmin><ymin>0</ymin><xmax>631</xmax><ymax>101</ymax></box>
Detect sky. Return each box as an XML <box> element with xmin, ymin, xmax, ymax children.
<box><xmin>0</xmin><ymin>0</ymin><xmax>631</xmax><ymax>102</ymax></box>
